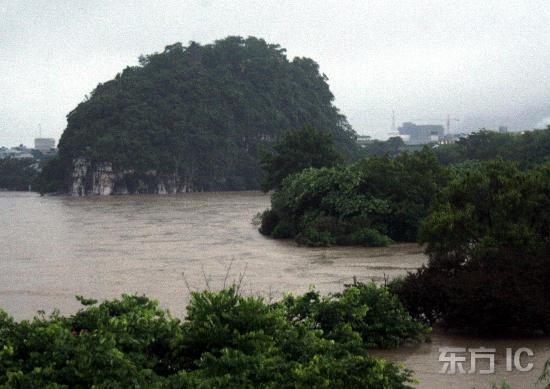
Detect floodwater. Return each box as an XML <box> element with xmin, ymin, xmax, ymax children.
<box><xmin>0</xmin><ymin>191</ymin><xmax>548</xmax><ymax>388</ymax></box>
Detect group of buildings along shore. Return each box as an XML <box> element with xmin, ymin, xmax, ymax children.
<box><xmin>1</xmin><ymin>121</ymin><xmax>515</xmax><ymax>161</ymax></box>
<box><xmin>357</xmin><ymin>121</ymin><xmax>510</xmax><ymax>147</ymax></box>
<box><xmin>0</xmin><ymin>138</ymin><xmax>57</xmax><ymax>160</ymax></box>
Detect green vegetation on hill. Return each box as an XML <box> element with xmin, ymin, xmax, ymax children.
<box><xmin>47</xmin><ymin>36</ymin><xmax>357</xmax><ymax>193</ymax></box>
<box><xmin>260</xmin><ymin>148</ymin><xmax>447</xmax><ymax>246</ymax></box>
<box><xmin>0</xmin><ymin>283</ymin><xmax>426</xmax><ymax>387</ymax></box>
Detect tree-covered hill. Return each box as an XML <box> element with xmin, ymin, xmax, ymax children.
<box><xmin>52</xmin><ymin>36</ymin><xmax>357</xmax><ymax>194</ymax></box>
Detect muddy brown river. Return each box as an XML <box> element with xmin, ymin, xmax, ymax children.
<box><xmin>1</xmin><ymin>191</ymin><xmax>548</xmax><ymax>388</ymax></box>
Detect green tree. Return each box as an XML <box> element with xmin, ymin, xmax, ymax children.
<box><xmin>360</xmin><ymin>136</ymin><xmax>404</xmax><ymax>158</ymax></box>
<box><xmin>260</xmin><ymin>147</ymin><xmax>447</xmax><ymax>246</ymax></box>
<box><xmin>394</xmin><ymin>160</ymin><xmax>550</xmax><ymax>334</ymax></box>
<box><xmin>260</xmin><ymin>125</ymin><xmax>342</xmax><ymax>192</ymax></box>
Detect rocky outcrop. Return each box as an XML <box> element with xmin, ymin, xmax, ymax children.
<box><xmin>70</xmin><ymin>158</ymin><xmax>194</xmax><ymax>196</ymax></box>
<box><xmin>92</xmin><ymin>162</ymin><xmax>115</xmax><ymax>195</ymax></box>
<box><xmin>71</xmin><ymin>158</ymin><xmax>90</xmax><ymax>196</ymax></box>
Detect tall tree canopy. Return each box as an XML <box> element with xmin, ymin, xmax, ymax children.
<box><xmin>435</xmin><ymin>127</ymin><xmax>550</xmax><ymax>166</ymax></box>
<box><xmin>394</xmin><ymin>160</ymin><xmax>550</xmax><ymax>334</ymax></box>
<box><xmin>260</xmin><ymin>125</ymin><xmax>343</xmax><ymax>192</ymax></box>
<box><xmin>53</xmin><ymin>36</ymin><xmax>357</xmax><ymax>192</ymax></box>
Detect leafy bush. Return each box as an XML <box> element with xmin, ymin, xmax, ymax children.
<box><xmin>295</xmin><ymin>227</ymin><xmax>336</xmax><ymax>247</ymax></box>
<box><xmin>393</xmin><ymin>160</ymin><xmax>550</xmax><ymax>334</ymax></box>
<box><xmin>0</xmin><ymin>286</ymin><xmax>424</xmax><ymax>387</ymax></box>
<box><xmin>270</xmin><ymin>219</ymin><xmax>297</xmax><ymax>239</ymax></box>
<box><xmin>281</xmin><ymin>282</ymin><xmax>430</xmax><ymax>349</ymax></box>
<box><xmin>258</xmin><ymin>208</ymin><xmax>280</xmax><ymax>235</ymax></box>
<box><xmin>260</xmin><ymin>148</ymin><xmax>447</xmax><ymax>246</ymax></box>
<box><xmin>349</xmin><ymin>228</ymin><xmax>393</xmax><ymax>247</ymax></box>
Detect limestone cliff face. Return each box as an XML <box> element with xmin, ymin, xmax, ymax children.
<box><xmin>71</xmin><ymin>158</ymin><xmax>89</xmax><ymax>196</ymax></box>
<box><xmin>70</xmin><ymin>158</ymin><xmax>193</xmax><ymax>196</ymax></box>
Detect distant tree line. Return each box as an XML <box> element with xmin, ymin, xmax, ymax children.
<box><xmin>0</xmin><ymin>155</ymin><xmax>62</xmax><ymax>193</ymax></box>
<box><xmin>0</xmin><ymin>158</ymin><xmax>38</xmax><ymax>191</ymax></box>
<box><xmin>434</xmin><ymin>127</ymin><xmax>550</xmax><ymax>166</ymax></box>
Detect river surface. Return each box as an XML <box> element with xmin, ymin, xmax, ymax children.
<box><xmin>0</xmin><ymin>191</ymin><xmax>548</xmax><ymax>388</ymax></box>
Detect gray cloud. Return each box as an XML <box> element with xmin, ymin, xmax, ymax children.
<box><xmin>1</xmin><ymin>0</ymin><xmax>549</xmax><ymax>146</ymax></box>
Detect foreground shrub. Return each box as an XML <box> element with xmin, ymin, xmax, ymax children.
<box><xmin>260</xmin><ymin>148</ymin><xmax>447</xmax><ymax>246</ymax></box>
<box><xmin>281</xmin><ymin>282</ymin><xmax>430</xmax><ymax>349</ymax></box>
<box><xmin>393</xmin><ymin>160</ymin><xmax>550</xmax><ymax>334</ymax></box>
<box><xmin>0</xmin><ymin>286</ymin><xmax>423</xmax><ymax>387</ymax></box>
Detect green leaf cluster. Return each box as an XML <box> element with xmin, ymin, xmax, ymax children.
<box><xmin>281</xmin><ymin>282</ymin><xmax>430</xmax><ymax>349</ymax></box>
<box><xmin>260</xmin><ymin>148</ymin><xmax>447</xmax><ymax>246</ymax></box>
<box><xmin>260</xmin><ymin>125</ymin><xmax>343</xmax><ymax>192</ymax></box>
<box><xmin>0</xmin><ymin>284</ymin><xmax>425</xmax><ymax>387</ymax></box>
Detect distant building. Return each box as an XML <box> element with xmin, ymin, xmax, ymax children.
<box><xmin>385</xmin><ymin>131</ymin><xmax>410</xmax><ymax>143</ymax></box>
<box><xmin>397</xmin><ymin>122</ymin><xmax>445</xmax><ymax>145</ymax></box>
<box><xmin>34</xmin><ymin>138</ymin><xmax>56</xmax><ymax>153</ymax></box>
<box><xmin>438</xmin><ymin>133</ymin><xmax>466</xmax><ymax>145</ymax></box>
<box><xmin>498</xmin><ymin>126</ymin><xmax>508</xmax><ymax>134</ymax></box>
<box><xmin>0</xmin><ymin>147</ymin><xmax>10</xmax><ymax>159</ymax></box>
<box><xmin>0</xmin><ymin>145</ymin><xmax>33</xmax><ymax>159</ymax></box>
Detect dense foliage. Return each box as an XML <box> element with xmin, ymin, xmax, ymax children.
<box><xmin>359</xmin><ymin>136</ymin><xmax>405</xmax><ymax>158</ymax></box>
<box><xmin>260</xmin><ymin>125</ymin><xmax>343</xmax><ymax>192</ymax></box>
<box><xmin>0</xmin><ymin>283</ymin><xmax>427</xmax><ymax>387</ymax></box>
<box><xmin>49</xmin><ymin>36</ymin><xmax>357</xmax><ymax>192</ymax></box>
<box><xmin>393</xmin><ymin>160</ymin><xmax>550</xmax><ymax>334</ymax></box>
<box><xmin>435</xmin><ymin>127</ymin><xmax>550</xmax><ymax>166</ymax></box>
<box><xmin>0</xmin><ymin>158</ymin><xmax>38</xmax><ymax>191</ymax></box>
<box><xmin>34</xmin><ymin>156</ymin><xmax>65</xmax><ymax>194</ymax></box>
<box><xmin>281</xmin><ymin>282</ymin><xmax>429</xmax><ymax>349</ymax></box>
<box><xmin>260</xmin><ymin>148</ymin><xmax>447</xmax><ymax>246</ymax></box>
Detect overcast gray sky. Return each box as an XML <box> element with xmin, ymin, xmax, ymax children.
<box><xmin>1</xmin><ymin>0</ymin><xmax>549</xmax><ymax>146</ymax></box>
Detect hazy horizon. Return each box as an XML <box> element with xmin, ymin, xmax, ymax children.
<box><xmin>1</xmin><ymin>0</ymin><xmax>549</xmax><ymax>147</ymax></box>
